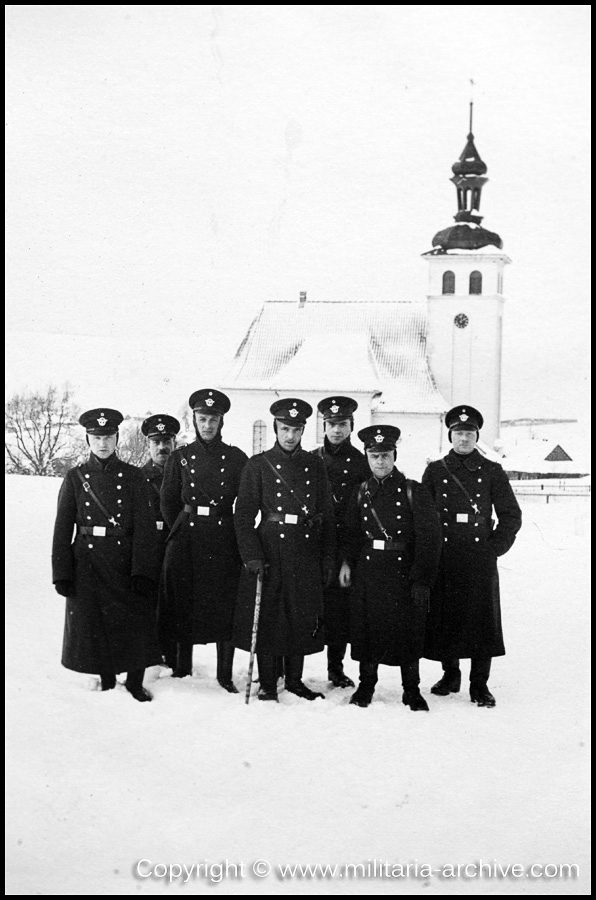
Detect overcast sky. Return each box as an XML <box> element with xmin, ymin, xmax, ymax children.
<box><xmin>5</xmin><ymin>5</ymin><xmax>591</xmax><ymax>424</ymax></box>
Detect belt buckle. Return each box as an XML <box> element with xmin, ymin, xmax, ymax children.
<box><xmin>196</xmin><ymin>506</ymin><xmax>210</xmax><ymax>516</ymax></box>
<box><xmin>372</xmin><ymin>539</ymin><xmax>385</xmax><ymax>550</ymax></box>
<box><xmin>284</xmin><ymin>514</ymin><xmax>298</xmax><ymax>524</ymax></box>
<box><xmin>156</xmin><ymin>521</ymin><xmax>164</xmax><ymax>531</ymax></box>
<box><xmin>92</xmin><ymin>526</ymin><xmax>106</xmax><ymax>537</ymax></box>
<box><xmin>456</xmin><ymin>513</ymin><xmax>469</xmax><ymax>523</ymax></box>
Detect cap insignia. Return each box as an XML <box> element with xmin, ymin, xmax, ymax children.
<box><xmin>97</xmin><ymin>416</ymin><xmax>107</xmax><ymax>427</ymax></box>
<box><xmin>289</xmin><ymin>408</ymin><xmax>298</xmax><ymax>418</ymax></box>
<box><xmin>374</xmin><ymin>434</ymin><xmax>384</xmax><ymax>443</ymax></box>
<box><xmin>205</xmin><ymin>398</ymin><xmax>214</xmax><ymax>407</ymax></box>
<box><xmin>459</xmin><ymin>414</ymin><xmax>469</xmax><ymax>422</ymax></box>
<box><xmin>330</xmin><ymin>404</ymin><xmax>339</xmax><ymax>414</ymax></box>
<box><xmin>157</xmin><ymin>422</ymin><xmax>165</xmax><ymax>432</ymax></box>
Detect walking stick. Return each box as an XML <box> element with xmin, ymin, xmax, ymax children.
<box><xmin>245</xmin><ymin>571</ymin><xmax>263</xmax><ymax>705</ymax></box>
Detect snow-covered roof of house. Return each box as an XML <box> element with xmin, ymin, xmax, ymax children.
<box><xmin>501</xmin><ymin>438</ymin><xmax>590</xmax><ymax>475</ymax></box>
<box><xmin>222</xmin><ymin>300</ymin><xmax>445</xmax><ymax>413</ymax></box>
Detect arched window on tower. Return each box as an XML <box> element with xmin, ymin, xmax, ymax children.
<box><xmin>469</xmin><ymin>271</ymin><xmax>482</xmax><ymax>294</ymax></box>
<box><xmin>253</xmin><ymin>420</ymin><xmax>267</xmax><ymax>455</ymax></box>
<box><xmin>442</xmin><ymin>271</ymin><xmax>455</xmax><ymax>294</ymax></box>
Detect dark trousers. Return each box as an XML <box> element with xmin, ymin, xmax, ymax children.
<box><xmin>258</xmin><ymin>653</ymin><xmax>305</xmax><ymax>692</ymax></box>
<box><xmin>358</xmin><ymin>660</ymin><xmax>421</xmax><ymax>690</ymax></box>
<box><xmin>442</xmin><ymin>657</ymin><xmax>492</xmax><ymax>686</ymax></box>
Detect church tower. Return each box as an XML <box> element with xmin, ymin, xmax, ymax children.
<box><xmin>424</xmin><ymin>105</ymin><xmax>511</xmax><ymax>449</ymax></box>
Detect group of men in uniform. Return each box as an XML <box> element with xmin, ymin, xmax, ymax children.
<box><xmin>51</xmin><ymin>391</ymin><xmax>522</xmax><ymax>709</ymax></box>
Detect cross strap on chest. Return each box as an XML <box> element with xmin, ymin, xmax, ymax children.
<box><xmin>75</xmin><ymin>467</ymin><xmax>121</xmax><ymax>528</ymax></box>
<box><xmin>357</xmin><ymin>478</ymin><xmax>413</xmax><ymax>541</ymax></box>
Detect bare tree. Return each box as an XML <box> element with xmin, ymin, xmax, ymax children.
<box><xmin>5</xmin><ymin>386</ymin><xmax>80</xmax><ymax>476</ymax></box>
<box><xmin>117</xmin><ymin>420</ymin><xmax>148</xmax><ymax>467</ymax></box>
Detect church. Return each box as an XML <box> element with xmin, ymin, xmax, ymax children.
<box><xmin>220</xmin><ymin>107</ymin><xmax>510</xmax><ymax>479</ymax></box>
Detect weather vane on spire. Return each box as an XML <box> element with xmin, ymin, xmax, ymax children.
<box><xmin>469</xmin><ymin>79</ymin><xmax>475</xmax><ymax>134</ymax></box>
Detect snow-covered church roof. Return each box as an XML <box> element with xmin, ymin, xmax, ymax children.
<box><xmin>222</xmin><ymin>300</ymin><xmax>445</xmax><ymax>414</ymax></box>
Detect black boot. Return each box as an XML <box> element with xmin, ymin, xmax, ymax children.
<box><xmin>256</xmin><ymin>653</ymin><xmax>279</xmax><ymax>702</ymax></box>
<box><xmin>431</xmin><ymin>658</ymin><xmax>461</xmax><ymax>695</ymax></box>
<box><xmin>125</xmin><ymin>669</ymin><xmax>153</xmax><ymax>702</ymax></box>
<box><xmin>285</xmin><ymin>655</ymin><xmax>325</xmax><ymax>700</ymax></box>
<box><xmin>327</xmin><ymin>642</ymin><xmax>355</xmax><ymax>688</ymax></box>
<box><xmin>349</xmin><ymin>662</ymin><xmax>378</xmax><ymax>707</ymax></box>
<box><xmin>216</xmin><ymin>641</ymin><xmax>239</xmax><ymax>693</ymax></box>
<box><xmin>99</xmin><ymin>672</ymin><xmax>116</xmax><ymax>691</ymax></box>
<box><xmin>401</xmin><ymin>661</ymin><xmax>429</xmax><ymax>711</ymax></box>
<box><xmin>172</xmin><ymin>641</ymin><xmax>193</xmax><ymax>678</ymax></box>
<box><xmin>470</xmin><ymin>657</ymin><xmax>495</xmax><ymax>707</ymax></box>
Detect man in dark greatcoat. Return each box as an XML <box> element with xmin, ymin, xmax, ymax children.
<box><xmin>139</xmin><ymin>413</ymin><xmax>180</xmax><ymax>666</ymax></box>
<box><xmin>158</xmin><ymin>389</ymin><xmax>248</xmax><ymax>692</ymax></box>
<box><xmin>51</xmin><ymin>408</ymin><xmax>162</xmax><ymax>702</ymax></box>
<box><xmin>422</xmin><ymin>405</ymin><xmax>522</xmax><ymax>707</ymax></box>
<box><xmin>233</xmin><ymin>398</ymin><xmax>336</xmax><ymax>702</ymax></box>
<box><xmin>312</xmin><ymin>396</ymin><xmax>369</xmax><ymax>688</ymax></box>
<box><xmin>339</xmin><ymin>425</ymin><xmax>442</xmax><ymax>711</ymax></box>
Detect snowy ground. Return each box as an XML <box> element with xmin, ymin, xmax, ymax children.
<box><xmin>5</xmin><ymin>475</ymin><xmax>591</xmax><ymax>895</ymax></box>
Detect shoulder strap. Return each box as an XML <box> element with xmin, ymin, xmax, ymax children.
<box><xmin>75</xmin><ymin>468</ymin><xmax>121</xmax><ymax>527</ymax></box>
<box><xmin>263</xmin><ymin>454</ymin><xmax>311</xmax><ymax>517</ymax></box>
<box><xmin>179</xmin><ymin>453</ymin><xmax>219</xmax><ymax>508</ymax></box>
<box><xmin>362</xmin><ymin>483</ymin><xmax>392</xmax><ymax>542</ymax></box>
<box><xmin>441</xmin><ymin>459</ymin><xmax>480</xmax><ymax>514</ymax></box>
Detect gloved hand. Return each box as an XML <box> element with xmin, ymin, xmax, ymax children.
<box><xmin>130</xmin><ymin>575</ymin><xmax>155</xmax><ymax>598</ymax></box>
<box><xmin>54</xmin><ymin>580</ymin><xmax>74</xmax><ymax>598</ymax></box>
<box><xmin>322</xmin><ymin>557</ymin><xmax>335</xmax><ymax>587</ymax></box>
<box><xmin>411</xmin><ymin>582</ymin><xmax>431</xmax><ymax>605</ymax></box>
<box><xmin>245</xmin><ymin>559</ymin><xmax>265</xmax><ymax>578</ymax></box>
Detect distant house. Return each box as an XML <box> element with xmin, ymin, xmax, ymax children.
<box><xmin>220</xmin><ymin>111</ymin><xmax>510</xmax><ymax>479</ymax></box>
<box><xmin>502</xmin><ymin>438</ymin><xmax>589</xmax><ymax>480</ymax></box>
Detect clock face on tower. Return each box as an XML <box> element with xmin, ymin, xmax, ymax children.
<box><xmin>454</xmin><ymin>313</ymin><xmax>469</xmax><ymax>329</ymax></box>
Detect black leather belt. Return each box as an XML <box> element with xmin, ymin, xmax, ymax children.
<box><xmin>266</xmin><ymin>512</ymin><xmax>308</xmax><ymax>526</ymax></box>
<box><xmin>184</xmin><ymin>504</ymin><xmax>232</xmax><ymax>518</ymax></box>
<box><xmin>365</xmin><ymin>539</ymin><xmax>406</xmax><ymax>552</ymax></box>
<box><xmin>77</xmin><ymin>526</ymin><xmax>124</xmax><ymax>537</ymax></box>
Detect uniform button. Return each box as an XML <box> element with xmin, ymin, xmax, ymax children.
<box><xmin>280</xmin><ymin>534</ymin><xmax>285</xmax><ymax>539</ymax></box>
<box><xmin>444</xmin><ymin>523</ymin><xmax>448</xmax><ymax>527</ymax></box>
<box><xmin>117</xmin><ymin>486</ymin><xmax>122</xmax><ymax>490</ymax></box>
<box><xmin>305</xmin><ymin>468</ymin><xmax>309</xmax><ymax>472</ymax></box>
<box><xmin>118</xmin><ymin>472</ymin><xmax>123</xmax><ymax>478</ymax></box>
<box><xmin>444</xmin><ymin>537</ymin><xmax>448</xmax><ymax>542</ymax></box>
<box><xmin>474</xmin><ymin>523</ymin><xmax>479</xmax><ymax>527</ymax></box>
<box><xmin>222</xmin><ymin>455</ymin><xmax>226</xmax><ymax>460</ymax></box>
<box><xmin>191</xmin><ymin>469</ymin><xmax>195</xmax><ymax>474</ymax></box>
<box><xmin>190</xmin><ymin>522</ymin><xmax>195</xmax><ymax>527</ymax></box>
<box><xmin>396</xmin><ymin>502</ymin><xmax>401</xmax><ymax>506</ymax></box>
<box><xmin>475</xmin><ymin>537</ymin><xmax>480</xmax><ymax>542</ymax></box>
<box><xmin>85</xmin><ymin>502</ymin><xmax>90</xmax><ymax>507</ymax></box>
<box><xmin>221</xmin><ymin>482</ymin><xmax>224</xmax><ymax>486</ymax></box>
<box><xmin>221</xmin><ymin>468</ymin><xmax>225</xmax><ymax>472</ymax></box>
<box><xmin>191</xmin><ymin>455</ymin><xmax>196</xmax><ymax>460</ymax></box>
<box><xmin>343</xmin><ymin>470</ymin><xmax>348</xmax><ymax>474</ymax></box>
<box><xmin>117</xmin><ymin>541</ymin><xmax>121</xmax><ymax>546</ymax></box>
<box><xmin>87</xmin><ymin>516</ymin><xmax>91</xmax><ymax>520</ymax></box>
<box><xmin>276</xmin><ymin>465</ymin><xmax>281</xmax><ymax>470</ymax></box>
<box><xmin>442</xmin><ymin>494</ymin><xmax>447</xmax><ymax>498</ymax></box>
<box><xmin>398</xmin><ymin>557</ymin><xmax>402</xmax><ymax>561</ymax></box>
<box><xmin>88</xmin><ymin>543</ymin><xmax>93</xmax><ymax>549</ymax></box>
<box><xmin>397</xmin><ymin>515</ymin><xmax>401</xmax><ymax>519</ymax></box>
<box><xmin>277</xmin><ymin>492</ymin><xmax>281</xmax><ymax>497</ymax></box>
<box><xmin>305</xmin><ymin>534</ymin><xmax>310</xmax><ymax>539</ymax></box>
<box><xmin>366</xmin><ymin>555</ymin><xmax>370</xmax><ymax>560</ymax></box>
<box><xmin>476</xmin><ymin>494</ymin><xmax>481</xmax><ymax>498</ymax></box>
<box><xmin>85</xmin><ymin>474</ymin><xmax>90</xmax><ymax>478</ymax></box>
<box><xmin>443</xmin><ymin>508</ymin><xmax>448</xmax><ymax>512</ymax></box>
<box><xmin>306</xmin><ymin>494</ymin><xmax>310</xmax><ymax>498</ymax></box>
<box><xmin>117</xmin><ymin>514</ymin><xmax>121</xmax><ymax>518</ymax></box>
<box><xmin>306</xmin><ymin>480</ymin><xmax>310</xmax><ymax>485</ymax></box>
<box><xmin>276</xmin><ymin>479</ymin><xmax>281</xmax><ymax>484</ymax></box>
<box><xmin>117</xmin><ymin>499</ymin><xmax>122</xmax><ymax>504</ymax></box>
<box><xmin>190</xmin><ymin>483</ymin><xmax>195</xmax><ymax>487</ymax></box>
<box><xmin>277</xmin><ymin>506</ymin><xmax>282</xmax><ymax>511</ymax></box>
<box><xmin>347</xmin><ymin>458</ymin><xmax>351</xmax><ymax>462</ymax></box>
<box><xmin>397</xmin><ymin>531</ymin><xmax>401</xmax><ymax>535</ymax></box>
<box><xmin>478</xmin><ymin>478</ymin><xmax>482</xmax><ymax>482</ymax></box>
<box><xmin>364</xmin><ymin>516</ymin><xmax>368</xmax><ymax>521</ymax></box>
<box><xmin>397</xmin><ymin>487</ymin><xmax>402</xmax><ymax>493</ymax></box>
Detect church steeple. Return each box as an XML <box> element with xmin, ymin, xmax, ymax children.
<box><xmin>430</xmin><ymin>104</ymin><xmax>503</xmax><ymax>252</ymax></box>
